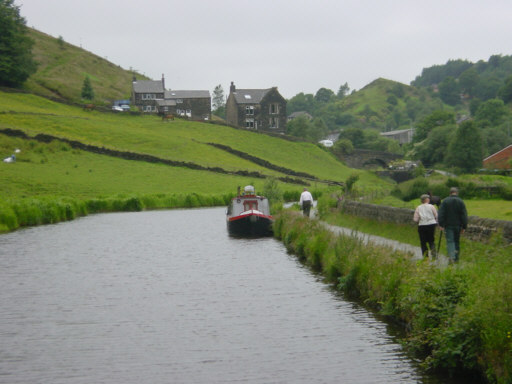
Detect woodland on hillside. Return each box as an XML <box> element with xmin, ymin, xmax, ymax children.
<box><xmin>284</xmin><ymin>55</ymin><xmax>512</xmax><ymax>172</ymax></box>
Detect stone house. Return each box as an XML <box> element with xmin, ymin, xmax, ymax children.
<box><xmin>226</xmin><ymin>82</ymin><xmax>287</xmax><ymax>133</ymax></box>
<box><xmin>131</xmin><ymin>75</ymin><xmax>211</xmax><ymax>120</ymax></box>
<box><xmin>131</xmin><ymin>75</ymin><xmax>165</xmax><ymax>113</ymax></box>
<box><xmin>161</xmin><ymin>90</ymin><xmax>211</xmax><ymax>120</ymax></box>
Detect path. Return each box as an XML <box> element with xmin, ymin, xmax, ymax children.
<box><xmin>305</xmin><ymin>205</ymin><xmax>450</xmax><ymax>266</ymax></box>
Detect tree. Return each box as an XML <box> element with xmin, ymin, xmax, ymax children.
<box><xmin>498</xmin><ymin>75</ymin><xmax>512</xmax><ymax>103</ymax></box>
<box><xmin>286</xmin><ymin>115</ymin><xmax>310</xmax><ymax>139</ymax></box>
<box><xmin>81</xmin><ymin>75</ymin><xmax>94</xmax><ymax>100</ymax></box>
<box><xmin>414</xmin><ymin>125</ymin><xmax>454</xmax><ymax>166</ymax></box>
<box><xmin>338</xmin><ymin>127</ymin><xmax>365</xmax><ymax>148</ymax></box>
<box><xmin>310</xmin><ymin>118</ymin><xmax>329</xmax><ymax>142</ymax></box>
<box><xmin>0</xmin><ymin>0</ymin><xmax>37</xmax><ymax>87</ymax></box>
<box><xmin>287</xmin><ymin>92</ymin><xmax>316</xmax><ymax>115</ymax></box>
<box><xmin>438</xmin><ymin>76</ymin><xmax>459</xmax><ymax>105</ymax></box>
<box><xmin>314</xmin><ymin>87</ymin><xmax>335</xmax><ymax>103</ymax></box>
<box><xmin>413</xmin><ymin>110</ymin><xmax>455</xmax><ymax>143</ymax></box>
<box><xmin>483</xmin><ymin>127</ymin><xmax>512</xmax><ymax>157</ymax></box>
<box><xmin>474</xmin><ymin>98</ymin><xmax>508</xmax><ymax>127</ymax></box>
<box><xmin>337</xmin><ymin>82</ymin><xmax>350</xmax><ymax>98</ymax></box>
<box><xmin>332</xmin><ymin>138</ymin><xmax>354</xmax><ymax>157</ymax></box>
<box><xmin>212</xmin><ymin>84</ymin><xmax>225</xmax><ymax>111</ymax></box>
<box><xmin>262</xmin><ymin>177</ymin><xmax>282</xmax><ymax>212</ymax></box>
<box><xmin>458</xmin><ymin>68</ymin><xmax>479</xmax><ymax>96</ymax></box>
<box><xmin>57</xmin><ymin>35</ymin><xmax>65</xmax><ymax>49</ymax></box>
<box><xmin>446</xmin><ymin>121</ymin><xmax>483</xmax><ymax>173</ymax></box>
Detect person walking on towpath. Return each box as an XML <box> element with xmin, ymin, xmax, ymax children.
<box><xmin>438</xmin><ymin>187</ymin><xmax>468</xmax><ymax>263</ymax></box>
<box><xmin>299</xmin><ymin>188</ymin><xmax>314</xmax><ymax>217</ymax></box>
<box><xmin>413</xmin><ymin>194</ymin><xmax>438</xmax><ymax>259</ymax></box>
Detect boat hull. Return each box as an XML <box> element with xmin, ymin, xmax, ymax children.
<box><xmin>227</xmin><ymin>212</ymin><xmax>273</xmax><ymax>236</ymax></box>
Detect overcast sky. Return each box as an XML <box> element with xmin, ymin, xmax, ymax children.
<box><xmin>15</xmin><ymin>0</ymin><xmax>512</xmax><ymax>99</ymax></box>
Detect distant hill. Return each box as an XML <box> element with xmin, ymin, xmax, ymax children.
<box><xmin>23</xmin><ymin>28</ymin><xmax>148</xmax><ymax>105</ymax></box>
<box><xmin>411</xmin><ymin>55</ymin><xmax>512</xmax><ymax>102</ymax></box>
<box><xmin>288</xmin><ymin>78</ymin><xmax>450</xmax><ymax>133</ymax></box>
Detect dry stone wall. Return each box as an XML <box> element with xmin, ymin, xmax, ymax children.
<box><xmin>339</xmin><ymin>200</ymin><xmax>512</xmax><ymax>244</ymax></box>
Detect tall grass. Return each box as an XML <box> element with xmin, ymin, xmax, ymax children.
<box><xmin>274</xmin><ymin>211</ymin><xmax>512</xmax><ymax>383</ymax></box>
<box><xmin>0</xmin><ymin>193</ymin><xmax>233</xmax><ymax>233</ymax></box>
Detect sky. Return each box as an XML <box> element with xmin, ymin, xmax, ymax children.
<box><xmin>15</xmin><ymin>0</ymin><xmax>512</xmax><ymax>99</ymax></box>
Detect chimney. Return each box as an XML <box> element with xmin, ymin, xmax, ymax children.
<box><xmin>162</xmin><ymin>74</ymin><xmax>165</xmax><ymax>90</ymax></box>
<box><xmin>230</xmin><ymin>81</ymin><xmax>236</xmax><ymax>93</ymax></box>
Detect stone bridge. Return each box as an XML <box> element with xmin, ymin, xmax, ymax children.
<box><xmin>340</xmin><ymin>149</ymin><xmax>403</xmax><ymax>169</ymax></box>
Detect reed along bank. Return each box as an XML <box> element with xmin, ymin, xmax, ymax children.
<box><xmin>273</xmin><ymin>210</ymin><xmax>512</xmax><ymax>384</ymax></box>
<box><xmin>0</xmin><ymin>193</ymin><xmax>232</xmax><ymax>233</ymax></box>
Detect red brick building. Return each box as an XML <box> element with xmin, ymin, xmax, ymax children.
<box><xmin>483</xmin><ymin>144</ymin><xmax>512</xmax><ymax>169</ymax></box>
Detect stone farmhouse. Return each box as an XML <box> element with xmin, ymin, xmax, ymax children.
<box><xmin>131</xmin><ymin>75</ymin><xmax>211</xmax><ymax>121</ymax></box>
<box><xmin>226</xmin><ymin>82</ymin><xmax>287</xmax><ymax>133</ymax></box>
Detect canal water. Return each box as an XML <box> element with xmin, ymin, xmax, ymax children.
<box><xmin>0</xmin><ymin>207</ymin><xmax>459</xmax><ymax>383</ymax></box>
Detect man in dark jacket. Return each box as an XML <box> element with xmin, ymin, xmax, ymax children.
<box><xmin>438</xmin><ymin>187</ymin><xmax>468</xmax><ymax>263</ymax></box>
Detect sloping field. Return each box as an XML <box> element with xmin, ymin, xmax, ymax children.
<box><xmin>0</xmin><ymin>135</ymin><xmax>261</xmax><ymax>199</ymax></box>
<box><xmin>0</xmin><ymin>90</ymin><xmax>389</xmax><ymax>199</ymax></box>
<box><xmin>23</xmin><ymin>28</ymin><xmax>142</xmax><ymax>103</ymax></box>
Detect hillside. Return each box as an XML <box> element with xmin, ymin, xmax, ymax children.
<box><xmin>334</xmin><ymin>78</ymin><xmax>449</xmax><ymax>129</ymax></box>
<box><xmin>0</xmin><ymin>90</ymin><xmax>390</xmax><ymax>200</ymax></box>
<box><xmin>288</xmin><ymin>78</ymin><xmax>453</xmax><ymax>134</ymax></box>
<box><xmin>23</xmin><ymin>28</ymin><xmax>147</xmax><ymax>104</ymax></box>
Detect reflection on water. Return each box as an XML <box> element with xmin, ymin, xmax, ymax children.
<box><xmin>0</xmin><ymin>208</ymin><xmax>457</xmax><ymax>383</ymax></box>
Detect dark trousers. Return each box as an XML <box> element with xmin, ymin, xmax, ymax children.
<box><xmin>418</xmin><ymin>224</ymin><xmax>437</xmax><ymax>258</ymax></box>
<box><xmin>302</xmin><ymin>200</ymin><xmax>312</xmax><ymax>217</ymax></box>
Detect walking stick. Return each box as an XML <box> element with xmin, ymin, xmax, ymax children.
<box><xmin>437</xmin><ymin>229</ymin><xmax>443</xmax><ymax>254</ymax></box>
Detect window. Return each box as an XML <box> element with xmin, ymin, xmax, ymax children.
<box><xmin>245</xmin><ymin>118</ymin><xmax>255</xmax><ymax>129</ymax></box>
<box><xmin>269</xmin><ymin>117</ymin><xmax>279</xmax><ymax>129</ymax></box>
<box><xmin>245</xmin><ymin>105</ymin><xmax>254</xmax><ymax>115</ymax></box>
<box><xmin>243</xmin><ymin>200</ymin><xmax>258</xmax><ymax>211</ymax></box>
<box><xmin>142</xmin><ymin>93</ymin><xmax>156</xmax><ymax>100</ymax></box>
<box><xmin>176</xmin><ymin>99</ymin><xmax>183</xmax><ymax>104</ymax></box>
<box><xmin>143</xmin><ymin>105</ymin><xmax>156</xmax><ymax>112</ymax></box>
<box><xmin>269</xmin><ymin>103</ymin><xmax>279</xmax><ymax>114</ymax></box>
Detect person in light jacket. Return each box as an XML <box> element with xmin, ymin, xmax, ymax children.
<box><xmin>413</xmin><ymin>194</ymin><xmax>438</xmax><ymax>259</ymax></box>
<box><xmin>299</xmin><ymin>188</ymin><xmax>313</xmax><ymax>217</ymax></box>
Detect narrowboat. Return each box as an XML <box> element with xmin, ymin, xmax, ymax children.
<box><xmin>226</xmin><ymin>186</ymin><xmax>273</xmax><ymax>236</ymax></box>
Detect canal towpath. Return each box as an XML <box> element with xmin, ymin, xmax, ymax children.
<box><xmin>305</xmin><ymin>205</ymin><xmax>451</xmax><ymax>267</ymax></box>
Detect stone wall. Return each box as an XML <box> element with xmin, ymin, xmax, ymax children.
<box><xmin>339</xmin><ymin>200</ymin><xmax>512</xmax><ymax>244</ymax></box>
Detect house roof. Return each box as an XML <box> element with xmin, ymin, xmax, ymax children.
<box><xmin>231</xmin><ymin>89</ymin><xmax>272</xmax><ymax>104</ymax></box>
<box><xmin>380</xmin><ymin>128</ymin><xmax>414</xmax><ymax>136</ymax></box>
<box><xmin>132</xmin><ymin>80</ymin><xmax>164</xmax><ymax>93</ymax></box>
<box><xmin>288</xmin><ymin>111</ymin><xmax>312</xmax><ymax>119</ymax></box>
<box><xmin>165</xmin><ymin>90</ymin><xmax>210</xmax><ymax>99</ymax></box>
<box><xmin>483</xmin><ymin>144</ymin><xmax>512</xmax><ymax>162</ymax></box>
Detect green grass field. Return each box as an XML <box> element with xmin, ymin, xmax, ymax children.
<box><xmin>371</xmin><ymin>194</ymin><xmax>512</xmax><ymax>221</ymax></box>
<box><xmin>23</xmin><ymin>28</ymin><xmax>143</xmax><ymax>103</ymax></box>
<box><xmin>0</xmin><ymin>90</ymin><xmax>391</xmax><ymax>202</ymax></box>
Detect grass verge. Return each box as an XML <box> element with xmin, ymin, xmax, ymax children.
<box><xmin>274</xmin><ymin>210</ymin><xmax>512</xmax><ymax>383</ymax></box>
<box><xmin>0</xmin><ymin>193</ymin><xmax>232</xmax><ymax>233</ymax></box>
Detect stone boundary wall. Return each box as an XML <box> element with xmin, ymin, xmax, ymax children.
<box><xmin>339</xmin><ymin>200</ymin><xmax>512</xmax><ymax>244</ymax></box>
<box><xmin>0</xmin><ymin>127</ymin><xmax>307</xmax><ymax>185</ymax></box>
